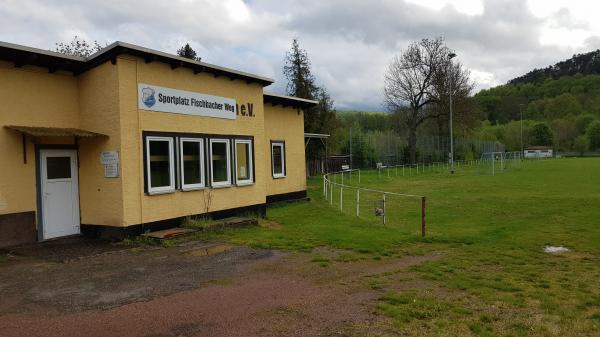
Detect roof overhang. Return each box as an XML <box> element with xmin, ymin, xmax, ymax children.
<box><xmin>0</xmin><ymin>41</ymin><xmax>275</xmax><ymax>86</ymax></box>
<box><xmin>0</xmin><ymin>41</ymin><xmax>85</xmax><ymax>73</ymax></box>
<box><xmin>264</xmin><ymin>93</ymin><xmax>318</xmax><ymax>109</ymax></box>
<box><xmin>4</xmin><ymin>125</ymin><xmax>108</xmax><ymax>137</ymax></box>
<box><xmin>304</xmin><ymin>133</ymin><xmax>330</xmax><ymax>139</ymax></box>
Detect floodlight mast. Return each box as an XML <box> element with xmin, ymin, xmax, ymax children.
<box><xmin>448</xmin><ymin>52</ymin><xmax>457</xmax><ymax>174</ymax></box>
<box><xmin>519</xmin><ymin>103</ymin><xmax>525</xmax><ymax>156</ymax></box>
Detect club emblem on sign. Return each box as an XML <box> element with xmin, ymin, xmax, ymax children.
<box><xmin>141</xmin><ymin>87</ymin><xmax>156</xmax><ymax>108</ymax></box>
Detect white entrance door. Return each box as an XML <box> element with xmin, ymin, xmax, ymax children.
<box><xmin>40</xmin><ymin>149</ymin><xmax>80</xmax><ymax>240</ymax></box>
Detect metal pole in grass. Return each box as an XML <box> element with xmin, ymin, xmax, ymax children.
<box><xmin>359</xmin><ymin>170</ymin><xmax>361</xmax><ymax>184</ymax></box>
<box><xmin>448</xmin><ymin>52</ymin><xmax>457</xmax><ymax>174</ymax></box>
<box><xmin>421</xmin><ymin>196</ymin><xmax>426</xmax><ymax>237</ymax></box>
<box><xmin>403</xmin><ymin>165</ymin><xmax>405</xmax><ymax>176</ymax></box>
<box><xmin>356</xmin><ymin>189</ymin><xmax>360</xmax><ymax>217</ymax></box>
<box><xmin>340</xmin><ymin>185</ymin><xmax>343</xmax><ymax>211</ymax></box>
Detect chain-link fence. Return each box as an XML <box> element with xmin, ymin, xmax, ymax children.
<box><xmin>374</xmin><ymin>159</ymin><xmax>485</xmax><ymax>178</ymax></box>
<box><xmin>478</xmin><ymin>151</ymin><xmax>523</xmax><ymax>176</ymax></box>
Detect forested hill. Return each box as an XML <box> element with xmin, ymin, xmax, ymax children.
<box><xmin>474</xmin><ymin>73</ymin><xmax>600</xmax><ymax>124</ymax></box>
<box><xmin>472</xmin><ymin>52</ymin><xmax>600</xmax><ymax>153</ymax></box>
<box><xmin>509</xmin><ymin>50</ymin><xmax>600</xmax><ymax>85</ymax></box>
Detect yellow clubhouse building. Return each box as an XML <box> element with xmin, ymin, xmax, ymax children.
<box><xmin>0</xmin><ymin>41</ymin><xmax>316</xmax><ymax>247</ymax></box>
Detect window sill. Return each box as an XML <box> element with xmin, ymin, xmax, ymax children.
<box><xmin>272</xmin><ymin>175</ymin><xmax>286</xmax><ymax>179</ymax></box>
<box><xmin>147</xmin><ymin>189</ymin><xmax>176</xmax><ymax>195</ymax></box>
<box><xmin>182</xmin><ymin>186</ymin><xmax>206</xmax><ymax>192</ymax></box>
<box><xmin>236</xmin><ymin>181</ymin><xmax>254</xmax><ymax>186</ymax></box>
<box><xmin>211</xmin><ymin>184</ymin><xmax>232</xmax><ymax>189</ymax></box>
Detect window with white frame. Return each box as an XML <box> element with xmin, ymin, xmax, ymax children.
<box><xmin>271</xmin><ymin>141</ymin><xmax>285</xmax><ymax>178</ymax></box>
<box><xmin>210</xmin><ymin>138</ymin><xmax>231</xmax><ymax>187</ymax></box>
<box><xmin>235</xmin><ymin>139</ymin><xmax>253</xmax><ymax>185</ymax></box>
<box><xmin>180</xmin><ymin>138</ymin><xmax>204</xmax><ymax>190</ymax></box>
<box><xmin>146</xmin><ymin>136</ymin><xmax>175</xmax><ymax>193</ymax></box>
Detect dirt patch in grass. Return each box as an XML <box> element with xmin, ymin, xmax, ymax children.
<box><xmin>0</xmin><ymin>242</ymin><xmax>273</xmax><ymax>315</ymax></box>
<box><xmin>0</xmin><ymin>241</ymin><xmax>440</xmax><ymax>337</ymax></box>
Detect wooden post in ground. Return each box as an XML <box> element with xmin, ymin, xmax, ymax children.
<box><xmin>382</xmin><ymin>193</ymin><xmax>387</xmax><ymax>225</ymax></box>
<box><xmin>421</xmin><ymin>196</ymin><xmax>426</xmax><ymax>237</ymax></box>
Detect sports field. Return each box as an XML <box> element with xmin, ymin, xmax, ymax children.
<box><xmin>218</xmin><ymin>158</ymin><xmax>600</xmax><ymax>336</ymax></box>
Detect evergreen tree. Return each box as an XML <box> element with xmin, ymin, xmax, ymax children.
<box><xmin>177</xmin><ymin>43</ymin><xmax>201</xmax><ymax>61</ymax></box>
<box><xmin>283</xmin><ymin>39</ymin><xmax>337</xmax><ymax>135</ymax></box>
<box><xmin>283</xmin><ymin>39</ymin><xmax>337</xmax><ymax>162</ymax></box>
<box><xmin>283</xmin><ymin>39</ymin><xmax>317</xmax><ymax>101</ymax></box>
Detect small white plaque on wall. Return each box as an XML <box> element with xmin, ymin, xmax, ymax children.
<box><xmin>101</xmin><ymin>151</ymin><xmax>119</xmax><ymax>178</ymax></box>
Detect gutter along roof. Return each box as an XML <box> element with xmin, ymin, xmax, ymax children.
<box><xmin>263</xmin><ymin>93</ymin><xmax>318</xmax><ymax>109</ymax></box>
<box><xmin>0</xmin><ymin>40</ymin><xmax>274</xmax><ymax>86</ymax></box>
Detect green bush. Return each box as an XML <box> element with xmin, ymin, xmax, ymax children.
<box><xmin>574</xmin><ymin>135</ymin><xmax>589</xmax><ymax>155</ymax></box>
<box><xmin>587</xmin><ymin>120</ymin><xmax>600</xmax><ymax>150</ymax></box>
<box><xmin>531</xmin><ymin>123</ymin><xmax>554</xmax><ymax>146</ymax></box>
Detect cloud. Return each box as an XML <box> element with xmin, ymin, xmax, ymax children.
<box><xmin>0</xmin><ymin>0</ymin><xmax>599</xmax><ymax>111</ymax></box>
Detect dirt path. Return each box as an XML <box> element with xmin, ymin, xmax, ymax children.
<box><xmin>0</xmin><ymin>242</ymin><xmax>441</xmax><ymax>337</ymax></box>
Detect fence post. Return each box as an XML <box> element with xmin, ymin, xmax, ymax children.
<box><xmin>421</xmin><ymin>196</ymin><xmax>426</xmax><ymax>237</ymax></box>
<box><xmin>340</xmin><ymin>185</ymin><xmax>343</xmax><ymax>211</ymax></box>
<box><xmin>323</xmin><ymin>176</ymin><xmax>326</xmax><ymax>197</ymax></box>
<box><xmin>387</xmin><ymin>167</ymin><xmax>390</xmax><ymax>177</ymax></box>
<box><xmin>330</xmin><ymin>181</ymin><xmax>333</xmax><ymax>205</ymax></box>
<box><xmin>359</xmin><ymin>170</ymin><xmax>361</xmax><ymax>184</ymax></box>
<box><xmin>382</xmin><ymin>193</ymin><xmax>387</xmax><ymax>225</ymax></box>
<box><xmin>356</xmin><ymin>189</ymin><xmax>360</xmax><ymax>217</ymax></box>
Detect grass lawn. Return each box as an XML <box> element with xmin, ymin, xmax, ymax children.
<box><xmin>210</xmin><ymin>158</ymin><xmax>600</xmax><ymax>336</ymax></box>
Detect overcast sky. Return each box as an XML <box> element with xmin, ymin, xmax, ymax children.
<box><xmin>2</xmin><ymin>0</ymin><xmax>599</xmax><ymax>111</ymax></box>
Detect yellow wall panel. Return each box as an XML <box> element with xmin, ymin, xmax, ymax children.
<box><xmin>264</xmin><ymin>104</ymin><xmax>307</xmax><ymax>196</ymax></box>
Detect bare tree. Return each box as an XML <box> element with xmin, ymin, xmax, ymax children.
<box><xmin>384</xmin><ymin>37</ymin><xmax>450</xmax><ymax>163</ymax></box>
<box><xmin>55</xmin><ymin>36</ymin><xmax>103</xmax><ymax>57</ymax></box>
<box><xmin>430</xmin><ymin>60</ymin><xmax>476</xmax><ymax>136</ymax></box>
